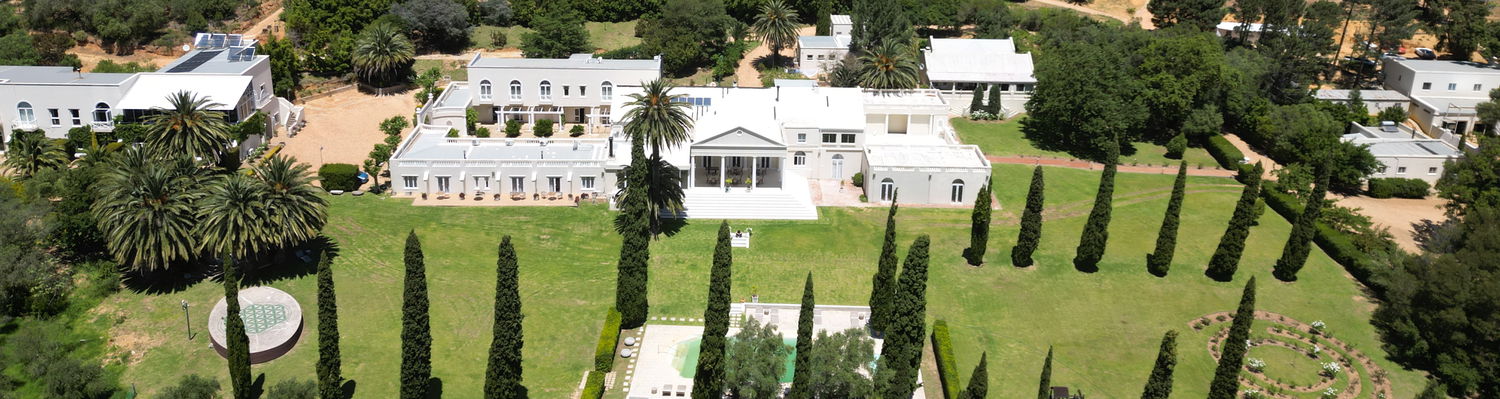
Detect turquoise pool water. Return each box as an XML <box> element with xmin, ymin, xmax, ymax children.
<box><xmin>672</xmin><ymin>337</ymin><xmax>798</xmax><ymax>383</ymax></box>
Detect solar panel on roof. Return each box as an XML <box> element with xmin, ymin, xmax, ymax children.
<box><xmin>167</xmin><ymin>50</ymin><xmax>223</xmax><ymax>73</ymax></box>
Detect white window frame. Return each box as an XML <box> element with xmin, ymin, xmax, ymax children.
<box><xmin>47</xmin><ymin>108</ymin><xmax>60</xmax><ymax>126</ymax></box>
<box><xmin>479</xmin><ymin>80</ymin><xmax>493</xmax><ymax>100</ymax></box>
<box><xmin>562</xmin><ymin>85</ymin><xmax>570</xmax><ymax>97</ymax></box>
<box><xmin>1397</xmin><ymin>166</ymin><xmax>1407</xmax><ymax>174</ymax></box>
<box><xmin>475</xmin><ymin>175</ymin><xmax>490</xmax><ymax>189</ymax></box>
<box><xmin>436</xmin><ymin>176</ymin><xmax>452</xmax><ymax>193</ymax></box>
<box><xmin>69</xmin><ymin>109</ymin><xmax>81</xmax><ymax>126</ymax></box>
<box><xmin>547</xmin><ymin>176</ymin><xmax>562</xmax><ymax>192</ymax></box>
<box><xmin>601</xmin><ymin>81</ymin><xmax>614</xmax><ymax>101</ymax></box>
<box><xmin>581</xmin><ymin>176</ymin><xmax>596</xmax><ymax>190</ymax></box>
<box><xmin>797</xmin><ymin>133</ymin><xmax>806</xmax><ymax>143</ymax></box>
<box><xmin>509</xmin><ymin>80</ymin><xmax>522</xmax><ymax>101</ymax></box>
<box><xmin>93</xmin><ymin>102</ymin><xmax>111</xmax><ymax>123</ymax></box>
<box><xmin>403</xmin><ymin>176</ymin><xmax>418</xmax><ymax>189</ymax></box>
<box><xmin>539</xmin><ymin>81</ymin><xmax>552</xmax><ymax>101</ymax></box>
<box><xmin>1428</xmin><ymin>167</ymin><xmax>1439</xmax><ymax>175</ymax></box>
<box><xmin>793</xmin><ymin>151</ymin><xmax>806</xmax><ymax>165</ymax></box>
<box><xmin>1448</xmin><ymin>83</ymin><xmax>1457</xmax><ymax>91</ymax></box>
<box><xmin>879</xmin><ymin>178</ymin><xmax>895</xmax><ymax>202</ymax></box>
<box><xmin>1475</xmin><ymin>84</ymin><xmax>1484</xmax><ymax>92</ymax></box>
<box><xmin>510</xmin><ymin>176</ymin><xmax>525</xmax><ymax>192</ymax></box>
<box><xmin>950</xmin><ymin>180</ymin><xmax>965</xmax><ymax>203</ymax></box>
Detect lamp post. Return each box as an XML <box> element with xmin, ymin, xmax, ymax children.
<box><xmin>181</xmin><ymin>299</ymin><xmax>192</xmax><ymax>340</ymax></box>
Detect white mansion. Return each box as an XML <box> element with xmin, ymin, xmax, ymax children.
<box><xmin>392</xmin><ymin>54</ymin><xmax>991</xmax><ymax>219</ymax></box>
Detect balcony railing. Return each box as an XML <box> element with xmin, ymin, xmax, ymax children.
<box><xmin>90</xmin><ymin>121</ymin><xmax>115</xmax><ymax>132</ymax></box>
<box><xmin>10</xmin><ymin>120</ymin><xmax>37</xmax><ymax>131</ymax></box>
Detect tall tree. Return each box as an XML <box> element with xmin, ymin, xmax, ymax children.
<box><xmin>869</xmin><ymin>193</ymin><xmax>899</xmax><ymax>334</ymax></box>
<box><xmin>876</xmin><ymin>235</ymin><xmax>931</xmax><ymax>398</ymax></box>
<box><xmin>1430</xmin><ymin>0</ymin><xmax>1490</xmax><ymax>58</ymax></box>
<box><xmin>223</xmin><ymin>259</ymin><xmax>252</xmax><ymax>399</ymax></box>
<box><xmin>1205</xmin><ymin>163</ymin><xmax>1264</xmax><ymax>282</ymax></box>
<box><xmin>1207</xmin><ymin>277</ymin><xmax>1257</xmax><ymax>399</ymax></box>
<box><xmin>963</xmin><ymin>184</ymin><xmax>992</xmax><ymax>266</ymax></box>
<box><xmin>316</xmin><ymin>251</ymin><xmax>343</xmax><ymax>399</ymax></box>
<box><xmin>400</xmin><ymin>231</ymin><xmax>433</xmax><ymax>399</ymax></box>
<box><xmin>960</xmin><ymin>352</ymin><xmax>988</xmax><ymax>399</ymax></box>
<box><xmin>2</xmin><ymin>131</ymin><xmax>66</xmax><ymax>179</ymax></box>
<box><xmin>850</xmin><ymin>0</ymin><xmax>913</xmax><ymax>53</ymax></box>
<box><xmin>519</xmin><ymin>3</ymin><xmax>590</xmax><ymax>58</ymax></box>
<box><xmin>1437</xmin><ymin>136</ymin><xmax>1500</xmax><ymax>216</ymax></box>
<box><xmin>753</xmin><ymin>0</ymin><xmax>801</xmax><ymax>67</ymax></box>
<box><xmin>196</xmin><ymin>174</ymin><xmax>271</xmax><ymax>261</ymax></box>
<box><xmin>969</xmin><ymin>85</ymin><xmax>986</xmax><ymax>116</ymax></box>
<box><xmin>815</xmin><ymin>0</ymin><xmax>833</xmax><ymax>35</ymax></box>
<box><xmin>1146</xmin><ymin>162</ymin><xmax>1187</xmax><ymax>277</ymax></box>
<box><xmin>615</xmin><ymin>140</ymin><xmax>653</xmax><ymax>328</ymax></box>
<box><xmin>352</xmin><ymin>21</ymin><xmax>416</xmax><ymax>86</ymax></box>
<box><xmin>692</xmin><ymin>222</ymin><xmax>734</xmax><ymax>399</ymax></box>
<box><xmin>94</xmin><ymin>148</ymin><xmax>206</xmax><ymax>271</ymax></box>
<box><xmin>485</xmin><ymin>236</ymin><xmax>525</xmax><ymax>399</ymax></box>
<box><xmin>145</xmin><ymin>91</ymin><xmax>232</xmax><ymax>163</ymax></box>
<box><xmin>1148</xmin><ymin>0</ymin><xmax>1226</xmax><ymax>31</ymax></box>
<box><xmin>1272</xmin><ymin>165</ymin><xmax>1328</xmax><ymax>282</ymax></box>
<box><xmin>1477</xmin><ymin>88</ymin><xmax>1500</xmax><ymax>137</ymax></box>
<box><xmin>1021</xmin><ymin>28</ymin><xmax>1147</xmax><ymax>160</ymax></box>
<box><xmin>1073</xmin><ymin>141</ymin><xmax>1118</xmax><ymax>272</ymax></box>
<box><xmin>1012</xmin><ymin>166</ymin><xmax>1044</xmax><ymax>267</ymax></box>
<box><xmin>1140</xmin><ymin>330</ymin><xmax>1178</xmax><ymax>399</ymax></box>
<box><xmin>621</xmin><ymin>79</ymin><xmax>694</xmax><ymax>228</ymax></box>
<box><xmin>985</xmin><ymin>83</ymin><xmax>1003</xmax><ymax>115</ymax></box>
<box><xmin>253</xmin><ymin>155</ymin><xmax>328</xmax><ymax>250</ymax></box>
<box><xmin>1035</xmin><ymin>347</ymin><xmax>1053</xmax><ymax>399</ymax></box>
<box><xmin>807</xmin><ymin>329</ymin><xmax>877</xmax><ymax>398</ymax></box>
<box><xmin>724</xmin><ymin>318</ymin><xmax>788</xmax><ymax>397</ymax></box>
<box><xmin>855</xmin><ymin>42</ymin><xmax>921</xmax><ymax>89</ymax></box>
<box><xmin>789</xmin><ymin>273</ymin><xmax>815</xmax><ymax>399</ymax></box>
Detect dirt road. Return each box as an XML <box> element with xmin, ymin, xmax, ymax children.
<box><xmin>734</xmin><ymin>26</ymin><xmax>816</xmax><ymax>87</ymax></box>
<box><xmin>273</xmin><ymin>89</ymin><xmax>418</xmax><ymax>172</ymax></box>
<box><xmin>1333</xmin><ymin>194</ymin><xmax>1446</xmax><ymax>253</ymax></box>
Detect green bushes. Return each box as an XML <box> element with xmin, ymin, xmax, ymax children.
<box><xmin>318</xmin><ymin>163</ymin><xmax>361</xmax><ymax>191</ymax></box>
<box><xmin>581</xmin><ymin>370</ymin><xmax>606</xmax><ymax>399</ymax></box>
<box><xmin>1165</xmin><ymin>134</ymin><xmax>1187</xmax><ymax>159</ymax></box>
<box><xmin>1205</xmin><ymin>134</ymin><xmax>1255</xmax><ymax>181</ymax></box>
<box><xmin>505</xmin><ymin>120</ymin><xmax>522</xmax><ymax>137</ymax></box>
<box><xmin>570</xmin><ymin>125</ymin><xmax>586</xmax><ymax>137</ymax></box>
<box><xmin>475</xmin><ymin>127</ymin><xmax>491</xmax><ymax>138</ymax></box>
<box><xmin>930</xmin><ymin>320</ymin><xmax>961</xmax><ymax>399</ymax></box>
<box><xmin>594</xmin><ymin>307</ymin><xmax>622</xmax><ymax>372</ymax></box>
<box><xmin>1367</xmin><ymin>177</ymin><xmax>1430</xmax><ymax>199</ymax></box>
<box><xmin>1260</xmin><ymin>181</ymin><xmax>1381</xmax><ymax>290</ymax></box>
<box><xmin>534</xmin><ymin>119</ymin><xmax>555</xmax><ymax>137</ymax></box>
<box><xmin>852</xmin><ymin>172</ymin><xmax>864</xmax><ymax>187</ymax></box>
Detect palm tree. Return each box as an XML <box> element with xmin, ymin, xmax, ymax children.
<box><xmin>197</xmin><ymin>174</ymin><xmax>272</xmax><ymax>260</ymax></box>
<box><xmin>622</xmin><ymin>79</ymin><xmax>694</xmax><ymax>160</ymax></box>
<box><xmin>253</xmin><ymin>154</ymin><xmax>328</xmax><ymax>248</ymax></box>
<box><xmin>752</xmin><ymin>0</ymin><xmax>801</xmax><ymax>68</ymax></box>
<box><xmin>353</xmin><ymin>21</ymin><xmax>416</xmax><ymax>85</ymax></box>
<box><xmin>857</xmin><ymin>42</ymin><xmax>921</xmax><ymax>90</ymax></box>
<box><xmin>94</xmin><ymin>148</ymin><xmax>205</xmax><ymax>271</ymax></box>
<box><xmin>145</xmin><ymin>91</ymin><xmax>232</xmax><ymax>163</ymax></box>
<box><xmin>3</xmin><ymin>132</ymin><xmax>67</xmax><ymax>178</ymax></box>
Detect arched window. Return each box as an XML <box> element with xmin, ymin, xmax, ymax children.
<box><xmin>950</xmin><ymin>179</ymin><xmax>965</xmax><ymax>203</ymax></box>
<box><xmin>793</xmin><ymin>151</ymin><xmax>806</xmax><ymax>166</ymax></box>
<box><xmin>879</xmin><ymin>178</ymin><xmax>895</xmax><ymax>202</ymax></box>
<box><xmin>479</xmin><ymin>80</ymin><xmax>493</xmax><ymax>100</ymax></box>
<box><xmin>93</xmin><ymin>102</ymin><xmax>111</xmax><ymax>123</ymax></box>
<box><xmin>539</xmin><ymin>80</ymin><xmax>552</xmax><ymax>101</ymax></box>
<box><xmin>15</xmin><ymin>101</ymin><xmax>34</xmax><ymax>123</ymax></box>
<box><xmin>601</xmin><ymin>81</ymin><xmax>614</xmax><ymax>101</ymax></box>
<box><xmin>509</xmin><ymin>80</ymin><xmax>522</xmax><ymax>101</ymax></box>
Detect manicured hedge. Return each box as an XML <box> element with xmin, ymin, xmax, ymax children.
<box><xmin>1205</xmin><ymin>134</ymin><xmax>1255</xmax><ymax>181</ymax></box>
<box><xmin>1367</xmin><ymin>177</ymin><xmax>1430</xmax><ymax>199</ymax></box>
<box><xmin>581</xmin><ymin>370</ymin><xmax>606</xmax><ymax>399</ymax></box>
<box><xmin>594</xmin><ymin>307</ymin><xmax>622</xmax><ymax>372</ymax></box>
<box><xmin>318</xmin><ymin>163</ymin><xmax>361</xmax><ymax>191</ymax></box>
<box><xmin>1261</xmin><ymin>181</ymin><xmax>1382</xmax><ymax>291</ymax></box>
<box><xmin>930</xmin><ymin>320</ymin><xmax>961</xmax><ymax>399</ymax></box>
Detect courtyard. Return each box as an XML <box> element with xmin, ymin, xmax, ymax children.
<box><xmin>99</xmin><ymin>163</ymin><xmax>1426</xmax><ymax>398</ymax></box>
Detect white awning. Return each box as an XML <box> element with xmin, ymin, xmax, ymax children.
<box><xmin>117</xmin><ymin>74</ymin><xmax>252</xmax><ymax>111</ymax></box>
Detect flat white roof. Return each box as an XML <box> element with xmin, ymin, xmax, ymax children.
<box><xmin>468</xmin><ymin>53</ymin><xmax>661</xmax><ymax>71</ymax></box>
<box><xmin>923</xmin><ymin>38</ymin><xmax>1035</xmax><ymax>84</ymax></box>
<box><xmin>395</xmin><ymin>125</ymin><xmax>608</xmax><ymax>161</ymax></box>
<box><xmin>1315</xmin><ymin>89</ymin><xmax>1409</xmax><ymax>102</ymax></box>
<box><xmin>798</xmin><ymin>35</ymin><xmax>850</xmax><ymax>49</ymax></box>
<box><xmin>1216</xmin><ymin>22</ymin><xmax>1265</xmax><ymax>32</ymax></box>
<box><xmin>865</xmin><ymin>144</ymin><xmax>990</xmax><ymax>169</ymax></box>
<box><xmin>116</xmin><ymin>74</ymin><xmax>250</xmax><ymax>110</ymax></box>
<box><xmin>0</xmin><ymin>66</ymin><xmax>136</xmax><ymax>85</ymax></box>
<box><xmin>1388</xmin><ymin>59</ymin><xmax>1500</xmax><ymax>74</ymax></box>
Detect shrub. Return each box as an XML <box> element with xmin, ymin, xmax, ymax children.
<box><xmin>233</xmin><ymin>112</ymin><xmax>268</xmax><ymax>141</ymax></box>
<box><xmin>505</xmin><ymin>120</ymin><xmax>522</xmax><ymax>137</ymax></box>
<box><xmin>851</xmin><ymin>172</ymin><xmax>864</xmax><ymax>187</ymax></box>
<box><xmin>466</xmin><ymin>108</ymin><xmax>478</xmax><ymax>133</ymax></box>
<box><xmin>380</xmin><ymin>116</ymin><xmax>410</xmax><ymax>136</ymax></box>
<box><xmin>1366</xmin><ymin>177</ymin><xmax>1429</xmax><ymax>199</ymax></box>
<box><xmin>570</xmin><ymin>125</ymin><xmax>586</xmax><ymax>137</ymax></box>
<box><xmin>600</xmin><ymin>44</ymin><xmax>649</xmax><ymax>60</ymax></box>
<box><xmin>491</xmin><ymin>30</ymin><xmax>509</xmax><ymax>49</ymax></box>
<box><xmin>1205</xmin><ymin>134</ymin><xmax>1245</xmax><ymax>169</ymax></box>
<box><xmin>594</xmin><ymin>307</ymin><xmax>622</xmax><ymax>372</ymax></box>
<box><xmin>534</xmin><ymin>119</ymin><xmax>555</xmax><ymax>137</ymax></box>
<box><xmin>859</xmin><ymin>194</ymin><xmax>868</xmax><ymax>202</ymax></box>
<box><xmin>968</xmin><ymin>110</ymin><xmax>999</xmax><ymax>121</ymax></box>
<box><xmin>1261</xmin><ymin>180</ymin><xmax>1381</xmax><ymax>291</ymax></box>
<box><xmin>318</xmin><ymin>163</ymin><xmax>361</xmax><ymax>191</ymax></box>
<box><xmin>581</xmin><ymin>370</ymin><xmax>606</xmax><ymax>399</ymax></box>
<box><xmin>446</xmin><ymin>128</ymin><xmax>459</xmax><ymax>138</ymax></box>
<box><xmin>157</xmin><ymin>374</ymin><xmax>221</xmax><ymax>399</ymax></box>
<box><xmin>930</xmin><ymin>320</ymin><xmax>961</xmax><ymax>399</ymax></box>
<box><xmin>113</xmin><ymin>123</ymin><xmax>148</xmax><ymax>143</ymax></box>
<box><xmin>475</xmin><ymin>127</ymin><xmax>491</xmax><ymax>138</ymax></box>
<box><xmin>265</xmin><ymin>379</ymin><xmax>317</xmax><ymax>399</ymax></box>
<box><xmin>1165</xmin><ymin>134</ymin><xmax>1187</xmax><ymax>159</ymax></box>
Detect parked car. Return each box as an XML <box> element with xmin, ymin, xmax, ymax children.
<box><xmin>1415</xmin><ymin>48</ymin><xmax>1437</xmax><ymax>60</ymax></box>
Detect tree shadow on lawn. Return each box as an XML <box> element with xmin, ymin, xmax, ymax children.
<box><xmin>750</xmin><ymin>53</ymin><xmax>797</xmax><ymax>72</ymax></box>
<box><xmin>122</xmin><ymin>263</ymin><xmax>209</xmax><ymax>295</ymax></box>
<box><xmin>242</xmin><ymin>235</ymin><xmax>342</xmax><ymax>287</ymax></box>
<box><xmin>658</xmin><ymin>217</ymin><xmax>689</xmax><ymax>238</ymax></box>
<box><xmin>341</xmin><ymin>379</ymin><xmax>358</xmax><ymax>399</ymax></box>
<box><xmin>121</xmin><ymin>235</ymin><xmax>341</xmax><ymax>294</ymax></box>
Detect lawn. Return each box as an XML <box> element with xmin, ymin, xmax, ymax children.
<box><xmin>412</xmin><ymin>59</ymin><xmax>468</xmax><ymax>82</ymax></box>
<box><xmin>953</xmin><ymin>117</ymin><xmax>1222</xmax><ymax>168</ymax></box>
<box><xmin>470</xmin><ymin>21</ymin><xmax>641</xmax><ymax>52</ymax></box>
<box><xmin>103</xmin><ymin>164</ymin><xmax>1423</xmax><ymax>398</ymax></box>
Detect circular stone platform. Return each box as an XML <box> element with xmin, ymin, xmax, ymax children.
<box><xmin>208</xmin><ymin>286</ymin><xmax>304</xmax><ymax>364</ymax></box>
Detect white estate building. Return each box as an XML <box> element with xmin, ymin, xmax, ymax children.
<box><xmin>922</xmin><ymin>38</ymin><xmax>1035</xmax><ymax>116</ymax></box>
<box><xmin>1343</xmin><ymin>121</ymin><xmax>1461</xmax><ymax>184</ymax></box>
<box><xmin>393</xmin><ymin>82</ymin><xmax>991</xmax><ymax>219</ymax></box>
<box><xmin>433</xmin><ymin>53</ymin><xmax>661</xmax><ymax>134</ymax></box>
<box><xmin>1382</xmin><ymin>59</ymin><xmax>1500</xmax><ymax>137</ymax></box>
<box><xmin>1314</xmin><ymin>89</ymin><xmax>1411</xmax><ymax>115</ymax></box>
<box><xmin>797</xmin><ymin>15</ymin><xmax>854</xmax><ymax>78</ymax></box>
<box><xmin>0</xmin><ymin>33</ymin><xmax>299</xmax><ymax>146</ymax></box>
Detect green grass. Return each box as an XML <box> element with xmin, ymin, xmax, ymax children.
<box><xmin>106</xmin><ymin>164</ymin><xmax>1422</xmax><ymax>398</ymax></box>
<box><xmin>953</xmin><ymin>117</ymin><xmax>1221</xmax><ymax>168</ymax></box>
<box><xmin>412</xmin><ymin>59</ymin><xmax>468</xmax><ymax>82</ymax></box>
<box><xmin>470</xmin><ymin>21</ymin><xmax>641</xmax><ymax>52</ymax></box>
<box><xmin>1249</xmin><ymin>345</ymin><xmax>1325</xmax><ymax>388</ymax></box>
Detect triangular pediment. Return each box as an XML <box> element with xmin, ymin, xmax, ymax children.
<box><xmin>694</xmin><ymin>127</ymin><xmax>786</xmax><ymax>149</ymax></box>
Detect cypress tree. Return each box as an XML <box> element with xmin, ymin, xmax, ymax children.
<box><xmin>1074</xmin><ymin>141</ymin><xmax>1118</xmax><ymax>272</ymax></box>
<box><xmin>1272</xmin><ymin>166</ymin><xmax>1329</xmax><ymax>282</ymax></box>
<box><xmin>1205</xmin><ymin>163</ymin><xmax>1264</xmax><ymax>282</ymax></box>
<box><xmin>876</xmin><ymin>235</ymin><xmax>931</xmax><ymax>398</ymax></box>
<box><xmin>1035</xmin><ymin>346</ymin><xmax>1053</xmax><ymax>399</ymax></box>
<box><xmin>1012</xmin><ymin>166</ymin><xmax>1044</xmax><ymax>267</ymax></box>
<box><xmin>692</xmin><ymin>222</ymin><xmax>734</xmax><ymax>399</ymax></box>
<box><xmin>986</xmin><ymin>84</ymin><xmax>1003</xmax><ymax>115</ymax></box>
<box><xmin>484</xmin><ymin>236</ymin><xmax>525</xmax><ymax>399</ymax></box>
<box><xmin>960</xmin><ymin>352</ymin><xmax>988</xmax><ymax>399</ymax></box>
<box><xmin>815</xmin><ymin>0</ymin><xmax>833</xmax><ymax>35</ymax></box>
<box><xmin>616</xmin><ymin>140</ymin><xmax>653</xmax><ymax>328</ymax></box>
<box><xmin>1207</xmin><ymin>277</ymin><xmax>1257</xmax><ymax>399</ymax></box>
<box><xmin>789</xmin><ymin>273</ymin><xmax>815</xmax><ymax>399</ymax></box>
<box><xmin>315</xmin><ymin>251</ymin><xmax>343</xmax><ymax>399</ymax></box>
<box><xmin>1140</xmin><ymin>330</ymin><xmax>1178</xmax><ymax>399</ymax></box>
<box><xmin>1146</xmin><ymin>162</ymin><xmax>1188</xmax><ymax>277</ymax></box>
<box><xmin>969</xmin><ymin>85</ymin><xmax>986</xmax><ymax>115</ymax></box>
<box><xmin>963</xmin><ymin>184</ymin><xmax>993</xmax><ymax>266</ymax></box>
<box><xmin>868</xmin><ymin>193</ymin><xmax>899</xmax><ymax>334</ymax></box>
<box><xmin>223</xmin><ymin>259</ymin><xmax>252</xmax><ymax>399</ymax></box>
<box><xmin>400</xmin><ymin>231</ymin><xmax>433</xmax><ymax>399</ymax></box>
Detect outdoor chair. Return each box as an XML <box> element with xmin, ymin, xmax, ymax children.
<box><xmin>493</xmin><ymin>193</ymin><xmax>502</xmax><ymax>201</ymax></box>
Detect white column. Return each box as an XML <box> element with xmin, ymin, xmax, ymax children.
<box><xmin>751</xmin><ymin>156</ymin><xmax>758</xmax><ymax>189</ymax></box>
<box><xmin>719</xmin><ymin>156</ymin><xmax>726</xmax><ymax>190</ymax></box>
<box><xmin>689</xmin><ymin>156</ymin><xmax>696</xmax><ymax>188</ymax></box>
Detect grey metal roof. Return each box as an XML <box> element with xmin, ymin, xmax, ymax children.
<box><xmin>1365</xmin><ymin>141</ymin><xmax>1460</xmax><ymax>157</ymax></box>
<box><xmin>1390</xmin><ymin>59</ymin><xmax>1500</xmax><ymax>74</ymax></box>
<box><xmin>156</xmin><ymin>49</ymin><xmax>267</xmax><ymax>74</ymax></box>
<box><xmin>1315</xmin><ymin>89</ymin><xmax>1409</xmax><ymax>102</ymax></box>
<box><xmin>798</xmin><ymin>35</ymin><xmax>848</xmax><ymax>49</ymax></box>
<box><xmin>439</xmin><ymin>85</ymin><xmax>470</xmax><ymax>108</ymax></box>
<box><xmin>830</xmin><ymin>14</ymin><xmax>851</xmax><ymax>25</ymax></box>
<box><xmin>0</xmin><ymin>66</ymin><xmax>135</xmax><ymax>85</ymax></box>
<box><xmin>469</xmin><ymin>53</ymin><xmax>660</xmax><ymax>71</ymax></box>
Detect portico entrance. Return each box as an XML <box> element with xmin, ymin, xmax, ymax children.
<box><xmin>690</xmin><ymin>155</ymin><xmax>785</xmax><ymax>189</ymax></box>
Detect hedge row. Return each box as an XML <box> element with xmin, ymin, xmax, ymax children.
<box><xmin>594</xmin><ymin>307</ymin><xmax>622</xmax><ymax>372</ymax></box>
<box><xmin>930</xmin><ymin>320</ymin><xmax>961</xmax><ymax>399</ymax></box>
<box><xmin>581</xmin><ymin>370</ymin><xmax>606</xmax><ymax>399</ymax></box>
<box><xmin>1260</xmin><ymin>181</ymin><xmax>1382</xmax><ymax>291</ymax></box>
<box><xmin>1204</xmin><ymin>134</ymin><xmax>1255</xmax><ymax>181</ymax></box>
<box><xmin>1367</xmin><ymin>178</ymin><xmax>1430</xmax><ymax>199</ymax></box>
<box><xmin>317</xmin><ymin>163</ymin><xmax>361</xmax><ymax>191</ymax></box>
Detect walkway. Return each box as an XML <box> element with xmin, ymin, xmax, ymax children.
<box><xmin>985</xmin><ymin>155</ymin><xmax>1239</xmax><ymax>178</ymax></box>
<box><xmin>734</xmin><ymin>26</ymin><xmax>816</xmax><ymax>87</ymax></box>
<box><xmin>273</xmin><ymin>89</ymin><xmax>417</xmax><ymax>172</ymax></box>
<box><xmin>1221</xmin><ymin>133</ymin><xmax>1282</xmax><ymax>180</ymax></box>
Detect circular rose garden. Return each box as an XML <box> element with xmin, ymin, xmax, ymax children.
<box><xmin>1191</xmin><ymin>311</ymin><xmax>1393</xmax><ymax>399</ymax></box>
